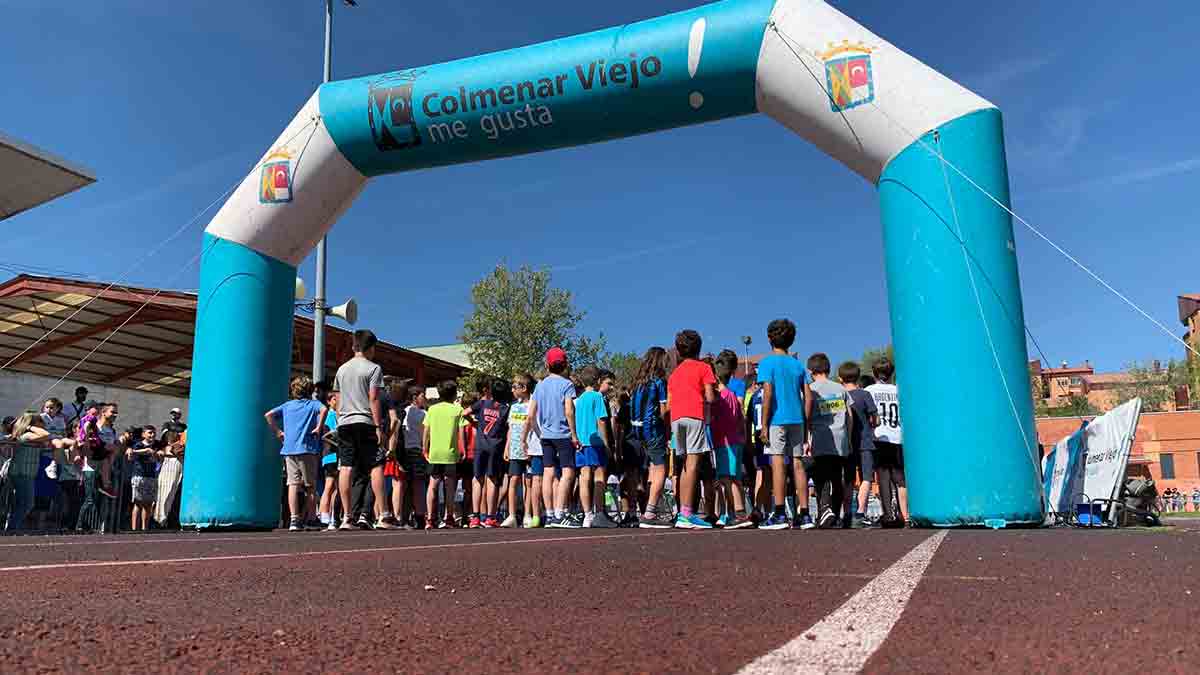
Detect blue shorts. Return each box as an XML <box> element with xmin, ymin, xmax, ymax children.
<box><xmin>575</xmin><ymin>444</ymin><xmax>607</xmax><ymax>468</ymax></box>
<box><xmin>540</xmin><ymin>437</ymin><xmax>576</xmax><ymax>470</ymax></box>
<box><xmin>714</xmin><ymin>444</ymin><xmax>744</xmax><ymax>481</ymax></box>
<box><xmin>527</xmin><ymin>456</ymin><xmax>544</xmax><ymax>476</ymax></box>
<box><xmin>508</xmin><ymin>458</ymin><xmax>527</xmax><ymax>476</ymax></box>
<box><xmin>756</xmin><ymin>452</ymin><xmax>792</xmax><ymax>468</ymax></box>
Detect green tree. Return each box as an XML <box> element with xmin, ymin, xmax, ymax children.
<box><xmin>860</xmin><ymin>344</ymin><xmax>895</xmax><ymax>380</ymax></box>
<box><xmin>460</xmin><ymin>265</ymin><xmax>605</xmax><ymax>383</ymax></box>
<box><xmin>601</xmin><ymin>350</ymin><xmax>642</xmax><ymax>389</ymax></box>
<box><xmin>1112</xmin><ymin>358</ymin><xmax>1191</xmax><ymax>412</ymax></box>
<box><xmin>1040</xmin><ymin>394</ymin><xmax>1098</xmax><ymax>418</ymax></box>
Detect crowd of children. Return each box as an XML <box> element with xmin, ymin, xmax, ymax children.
<box><xmin>269</xmin><ymin>320</ymin><xmax>909</xmax><ymax>532</ymax></box>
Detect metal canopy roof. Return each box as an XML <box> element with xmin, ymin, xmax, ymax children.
<box><xmin>0</xmin><ymin>275</ymin><xmax>466</xmax><ymax>398</ymax></box>
<box><xmin>0</xmin><ymin>132</ymin><xmax>96</xmax><ymax>221</ymax></box>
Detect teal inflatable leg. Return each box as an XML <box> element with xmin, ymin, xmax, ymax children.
<box><xmin>877</xmin><ymin>108</ymin><xmax>1043</xmax><ymax>527</ymax></box>
<box><xmin>181</xmin><ymin>234</ymin><xmax>295</xmax><ymax>529</ymax></box>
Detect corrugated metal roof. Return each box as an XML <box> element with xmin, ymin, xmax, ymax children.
<box><xmin>0</xmin><ymin>275</ymin><xmax>466</xmax><ymax>398</ymax></box>
<box><xmin>0</xmin><ymin>132</ymin><xmax>95</xmax><ymax>220</ymax></box>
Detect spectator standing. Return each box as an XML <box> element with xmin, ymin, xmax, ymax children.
<box><xmin>333</xmin><ymin>330</ymin><xmax>396</xmax><ymax>530</ymax></box>
<box><xmin>155</xmin><ymin>429</ymin><xmax>185</xmax><ymax>527</ymax></box>
<box><xmin>403</xmin><ymin>387</ymin><xmax>429</xmax><ymax>528</ymax></box>
<box><xmin>529</xmin><ymin>347</ymin><xmax>579</xmax><ymax>528</ymax></box>
<box><xmin>423</xmin><ymin>380</ymin><xmax>463</xmax><ymax>529</ymax></box>
<box><xmin>63</xmin><ymin>387</ymin><xmax>89</xmax><ymax>429</ymax></box>
<box><xmin>667</xmin><ymin>329</ymin><xmax>717</xmax><ymax>530</ymax></box>
<box><xmin>5</xmin><ymin>413</ymin><xmax>52</xmax><ymax>531</ymax></box>
<box><xmin>161</xmin><ymin>407</ymin><xmax>187</xmax><ymax>441</ymax></box>
<box><xmin>126</xmin><ymin>426</ymin><xmax>162</xmax><ymax>531</ymax></box>
<box><xmin>265</xmin><ymin>376</ymin><xmax>326</xmax><ymax>531</ymax></box>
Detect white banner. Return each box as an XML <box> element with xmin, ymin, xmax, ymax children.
<box><xmin>1041</xmin><ymin>398</ymin><xmax>1142</xmax><ymax>525</ymax></box>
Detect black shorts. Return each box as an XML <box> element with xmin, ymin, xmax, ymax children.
<box><xmin>637</xmin><ymin>439</ymin><xmax>667</xmax><ymax>468</ymax></box>
<box><xmin>620</xmin><ymin>441</ymin><xmax>642</xmax><ymax>475</ymax></box>
<box><xmin>473</xmin><ymin>447</ymin><xmax>505</xmax><ymax>479</ymax></box>
<box><xmin>322</xmin><ymin>462</ymin><xmax>338</xmax><ymax>479</ymax></box>
<box><xmin>540</xmin><ymin>437</ymin><xmax>576</xmax><ymax>470</ymax></box>
<box><xmin>456</xmin><ymin>459</ymin><xmax>472</xmax><ymax>480</ymax></box>
<box><xmin>874</xmin><ymin>442</ymin><xmax>904</xmax><ymax>470</ymax></box>
<box><xmin>336</xmin><ymin>423</ymin><xmax>385</xmax><ymax>470</ymax></box>
<box><xmin>429</xmin><ymin>463</ymin><xmax>457</xmax><ymax>479</ymax></box>
<box><xmin>843</xmin><ymin>454</ymin><xmax>859</xmax><ymax>486</ymax></box>
<box><xmin>403</xmin><ymin>447</ymin><xmax>429</xmax><ymax>481</ymax></box>
<box><xmin>508</xmin><ymin>459</ymin><xmax>528</xmax><ymax>476</ymax></box>
<box><xmin>692</xmin><ymin>452</ymin><xmax>716</xmax><ymax>483</ymax></box>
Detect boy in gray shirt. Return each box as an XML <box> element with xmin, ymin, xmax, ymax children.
<box><xmin>806</xmin><ymin>353</ymin><xmax>854</xmax><ymax>529</ymax></box>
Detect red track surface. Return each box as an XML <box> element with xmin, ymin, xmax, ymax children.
<box><xmin>1</xmin><ymin>520</ymin><xmax>1197</xmax><ymax>673</ymax></box>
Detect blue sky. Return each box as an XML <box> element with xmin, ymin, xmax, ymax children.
<box><xmin>4</xmin><ymin>0</ymin><xmax>1197</xmax><ymax>372</ymax></box>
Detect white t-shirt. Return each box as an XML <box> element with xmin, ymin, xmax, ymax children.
<box><xmin>403</xmin><ymin>405</ymin><xmax>426</xmax><ymax>449</ymax></box>
<box><xmin>866</xmin><ymin>383</ymin><xmax>902</xmax><ymax>445</ymax></box>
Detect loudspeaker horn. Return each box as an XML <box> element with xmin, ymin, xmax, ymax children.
<box><xmin>329</xmin><ymin>298</ymin><xmax>357</xmax><ymax>325</ymax></box>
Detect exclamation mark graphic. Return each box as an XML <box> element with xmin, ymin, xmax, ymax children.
<box><xmin>688</xmin><ymin>17</ymin><xmax>706</xmax><ymax>109</ymax></box>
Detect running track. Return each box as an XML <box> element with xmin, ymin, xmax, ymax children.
<box><xmin>1</xmin><ymin>519</ymin><xmax>1197</xmax><ymax>673</ymax></box>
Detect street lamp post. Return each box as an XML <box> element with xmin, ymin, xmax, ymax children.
<box><xmin>741</xmin><ymin>335</ymin><xmax>752</xmax><ymax>380</ymax></box>
<box><xmin>313</xmin><ymin>0</ymin><xmax>351</xmax><ymax>384</ymax></box>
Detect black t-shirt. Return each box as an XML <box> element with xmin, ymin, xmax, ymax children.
<box><xmin>161</xmin><ymin>420</ymin><xmax>187</xmax><ymax>440</ymax></box>
<box><xmin>470</xmin><ymin>399</ymin><xmax>509</xmax><ymax>453</ymax></box>
<box><xmin>130</xmin><ymin>440</ymin><xmax>160</xmax><ymax>477</ymax></box>
<box><xmin>847</xmin><ymin>389</ymin><xmax>878</xmax><ymax>453</ymax></box>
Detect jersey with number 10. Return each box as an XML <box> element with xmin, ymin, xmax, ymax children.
<box><xmin>866</xmin><ymin>383</ymin><xmax>902</xmax><ymax>445</ymax></box>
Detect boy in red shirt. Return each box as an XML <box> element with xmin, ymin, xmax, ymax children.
<box><xmin>667</xmin><ymin>329</ymin><xmax>717</xmax><ymax>529</ymax></box>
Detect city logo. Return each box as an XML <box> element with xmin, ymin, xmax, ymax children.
<box><xmin>820</xmin><ymin>40</ymin><xmax>874</xmax><ymax>112</ymax></box>
<box><xmin>368</xmin><ymin>70</ymin><xmax>424</xmax><ymax>152</ymax></box>
<box><xmin>259</xmin><ymin>148</ymin><xmax>293</xmax><ymax>204</ymax></box>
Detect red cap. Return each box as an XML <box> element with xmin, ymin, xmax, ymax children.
<box><xmin>545</xmin><ymin>347</ymin><xmax>568</xmax><ymax>367</ymax></box>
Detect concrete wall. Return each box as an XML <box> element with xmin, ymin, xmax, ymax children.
<box><xmin>0</xmin><ymin>371</ymin><xmax>187</xmax><ymax>427</ymax></box>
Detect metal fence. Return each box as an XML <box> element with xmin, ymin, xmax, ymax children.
<box><xmin>0</xmin><ymin>443</ymin><xmax>137</xmax><ymax>535</ymax></box>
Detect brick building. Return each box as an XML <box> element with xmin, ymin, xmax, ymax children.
<box><xmin>1029</xmin><ymin>359</ymin><xmax>1187</xmax><ymax>414</ymax></box>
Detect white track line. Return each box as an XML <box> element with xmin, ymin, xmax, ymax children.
<box><xmin>0</xmin><ymin>531</ymin><xmax>679</xmax><ymax>573</ymax></box>
<box><xmin>737</xmin><ymin>530</ymin><xmax>948</xmax><ymax>675</ymax></box>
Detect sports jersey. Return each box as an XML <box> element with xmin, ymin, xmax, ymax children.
<box><xmin>866</xmin><ymin>382</ymin><xmax>902</xmax><ymax>444</ymax></box>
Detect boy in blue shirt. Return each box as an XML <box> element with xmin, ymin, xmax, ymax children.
<box><xmin>528</xmin><ymin>347</ymin><xmax>580</xmax><ymax>528</ymax></box>
<box><xmin>756</xmin><ymin>319</ymin><xmax>814</xmax><ymax>530</ymax></box>
<box><xmin>573</xmin><ymin>365</ymin><xmax>617</xmax><ymax>528</ymax></box>
<box><xmin>265</xmin><ymin>376</ymin><xmax>326</xmax><ymax>531</ymax></box>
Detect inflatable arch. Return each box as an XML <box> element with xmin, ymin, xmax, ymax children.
<box><xmin>182</xmin><ymin>0</ymin><xmax>1043</xmax><ymax>528</ymax></box>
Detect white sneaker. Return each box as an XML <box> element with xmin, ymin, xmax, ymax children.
<box><xmin>590</xmin><ymin>512</ymin><xmax>619</xmax><ymax>528</ymax></box>
<box><xmin>582</xmin><ymin>512</ymin><xmax>594</xmax><ymax>528</ymax></box>
<box><xmin>522</xmin><ymin>515</ymin><xmax>533</xmax><ymax>528</ymax></box>
<box><xmin>44</xmin><ymin>461</ymin><xmax>58</xmax><ymax>480</ymax></box>
<box><xmin>325</xmin><ymin>522</ymin><xmax>337</xmax><ymax>531</ymax></box>
<box><xmin>500</xmin><ymin>514</ymin><xmax>517</xmax><ymax>528</ymax></box>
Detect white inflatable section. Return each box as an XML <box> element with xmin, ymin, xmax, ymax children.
<box><xmin>205</xmin><ymin>91</ymin><xmax>367</xmax><ymax>266</ymax></box>
<box><xmin>755</xmin><ymin>0</ymin><xmax>993</xmax><ymax>183</ymax></box>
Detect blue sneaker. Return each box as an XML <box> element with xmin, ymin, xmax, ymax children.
<box><xmin>794</xmin><ymin>513</ymin><xmax>815</xmax><ymax>530</ymax></box>
<box><xmin>716</xmin><ymin>514</ymin><xmax>732</xmax><ymax>528</ymax></box>
<box><xmin>687</xmin><ymin>514</ymin><xmax>714</xmax><ymax>529</ymax></box>
<box><xmin>545</xmin><ymin>514</ymin><xmax>564</xmax><ymax>528</ymax></box>
<box><xmin>674</xmin><ymin>514</ymin><xmax>695</xmax><ymax>529</ymax></box>
<box><xmin>760</xmin><ymin>513</ymin><xmax>791</xmax><ymax>530</ymax></box>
